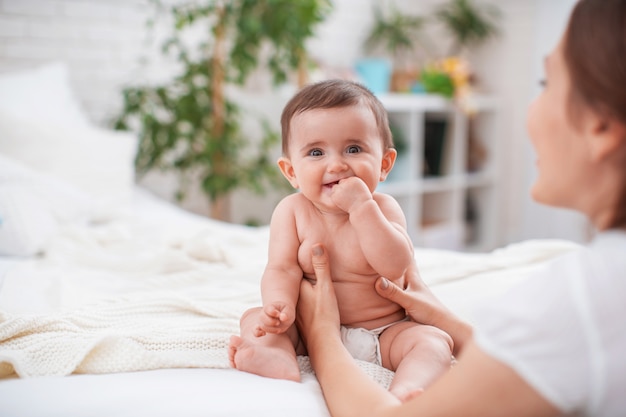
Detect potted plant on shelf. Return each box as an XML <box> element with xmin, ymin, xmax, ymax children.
<box><xmin>417</xmin><ymin>0</ymin><xmax>500</xmax><ymax>106</ymax></box>
<box><xmin>358</xmin><ymin>4</ymin><xmax>429</xmax><ymax>94</ymax></box>
<box><xmin>113</xmin><ymin>0</ymin><xmax>331</xmax><ymax>220</ymax></box>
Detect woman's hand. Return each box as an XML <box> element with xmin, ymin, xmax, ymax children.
<box><xmin>375</xmin><ymin>260</ymin><xmax>441</xmax><ymax>325</ymax></box>
<box><xmin>296</xmin><ymin>244</ymin><xmax>341</xmax><ymax>347</ymax></box>
<box><xmin>375</xmin><ymin>260</ymin><xmax>472</xmax><ymax>356</ymax></box>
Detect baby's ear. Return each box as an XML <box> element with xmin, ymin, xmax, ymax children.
<box><xmin>379</xmin><ymin>148</ymin><xmax>397</xmax><ymax>181</ymax></box>
<box><xmin>277</xmin><ymin>157</ymin><xmax>299</xmax><ymax>188</ymax></box>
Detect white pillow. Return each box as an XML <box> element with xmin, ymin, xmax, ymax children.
<box><xmin>0</xmin><ymin>155</ymin><xmax>93</xmax><ymax>256</ymax></box>
<box><xmin>0</xmin><ymin>62</ymin><xmax>91</xmax><ymax>128</ymax></box>
<box><xmin>0</xmin><ymin>111</ymin><xmax>138</xmax><ymax>221</ymax></box>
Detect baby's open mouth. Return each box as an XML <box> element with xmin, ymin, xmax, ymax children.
<box><xmin>324</xmin><ymin>181</ymin><xmax>340</xmax><ymax>188</ymax></box>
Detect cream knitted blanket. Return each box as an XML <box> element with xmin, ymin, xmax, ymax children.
<box><xmin>0</xmin><ymin>214</ymin><xmax>578</xmax><ymax>382</ymax></box>
<box><xmin>0</xmin><ymin>217</ymin><xmax>399</xmax><ymax>386</ymax></box>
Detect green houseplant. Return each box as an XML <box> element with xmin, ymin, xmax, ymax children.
<box><xmin>417</xmin><ymin>0</ymin><xmax>500</xmax><ymax>98</ymax></box>
<box><xmin>114</xmin><ymin>0</ymin><xmax>331</xmax><ymax>220</ymax></box>
<box><xmin>435</xmin><ymin>0</ymin><xmax>500</xmax><ymax>56</ymax></box>
<box><xmin>364</xmin><ymin>5</ymin><xmax>428</xmax><ymax>64</ymax></box>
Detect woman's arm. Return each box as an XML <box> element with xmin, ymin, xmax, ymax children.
<box><xmin>297</xmin><ymin>245</ymin><xmax>561</xmax><ymax>417</ymax></box>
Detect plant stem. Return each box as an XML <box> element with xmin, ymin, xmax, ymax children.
<box><xmin>209</xmin><ymin>4</ymin><xmax>230</xmax><ymax>220</ymax></box>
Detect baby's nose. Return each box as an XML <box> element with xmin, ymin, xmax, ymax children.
<box><xmin>327</xmin><ymin>156</ymin><xmax>348</xmax><ymax>172</ymax></box>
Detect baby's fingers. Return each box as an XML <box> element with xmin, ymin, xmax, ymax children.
<box><xmin>259</xmin><ymin>313</ymin><xmax>281</xmax><ymax>329</ymax></box>
<box><xmin>263</xmin><ymin>304</ymin><xmax>282</xmax><ymax>319</ymax></box>
<box><xmin>253</xmin><ymin>325</ymin><xmax>267</xmax><ymax>337</ymax></box>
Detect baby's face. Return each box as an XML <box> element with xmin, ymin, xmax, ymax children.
<box><xmin>280</xmin><ymin>104</ymin><xmax>394</xmax><ymax>211</ymax></box>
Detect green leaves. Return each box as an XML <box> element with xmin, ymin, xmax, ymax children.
<box><xmin>365</xmin><ymin>5</ymin><xmax>427</xmax><ymax>58</ymax></box>
<box><xmin>113</xmin><ymin>0</ymin><xmax>328</xmax><ymax>216</ymax></box>
<box><xmin>436</xmin><ymin>0</ymin><xmax>500</xmax><ymax>55</ymax></box>
<box><xmin>420</xmin><ymin>70</ymin><xmax>455</xmax><ymax>99</ymax></box>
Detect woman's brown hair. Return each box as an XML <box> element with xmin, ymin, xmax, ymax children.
<box><xmin>564</xmin><ymin>0</ymin><xmax>626</xmax><ymax>227</ymax></box>
<box><xmin>280</xmin><ymin>79</ymin><xmax>393</xmax><ymax>156</ymax></box>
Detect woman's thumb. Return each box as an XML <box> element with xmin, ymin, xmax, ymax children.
<box><xmin>311</xmin><ymin>244</ymin><xmax>331</xmax><ymax>283</ymax></box>
<box><xmin>375</xmin><ymin>277</ymin><xmax>406</xmax><ymax>305</ymax></box>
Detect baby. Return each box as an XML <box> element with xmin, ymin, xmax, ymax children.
<box><xmin>229</xmin><ymin>79</ymin><xmax>453</xmax><ymax>400</ymax></box>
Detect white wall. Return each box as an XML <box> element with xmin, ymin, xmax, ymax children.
<box><xmin>0</xmin><ymin>0</ymin><xmax>590</xmax><ymax>247</ymax></box>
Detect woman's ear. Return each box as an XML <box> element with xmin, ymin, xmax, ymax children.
<box><xmin>379</xmin><ymin>148</ymin><xmax>397</xmax><ymax>181</ymax></box>
<box><xmin>587</xmin><ymin>114</ymin><xmax>626</xmax><ymax>163</ymax></box>
<box><xmin>277</xmin><ymin>157</ymin><xmax>299</xmax><ymax>189</ymax></box>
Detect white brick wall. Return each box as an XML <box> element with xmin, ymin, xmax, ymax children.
<box><xmin>0</xmin><ymin>0</ymin><xmax>434</xmax><ymax>126</ymax></box>
<box><xmin>0</xmin><ymin>0</ymin><xmax>154</xmax><ymax>125</ymax></box>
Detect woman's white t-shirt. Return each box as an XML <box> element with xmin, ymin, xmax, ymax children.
<box><xmin>473</xmin><ymin>230</ymin><xmax>626</xmax><ymax>417</ymax></box>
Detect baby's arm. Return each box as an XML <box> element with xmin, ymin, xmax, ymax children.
<box><xmin>332</xmin><ymin>178</ymin><xmax>413</xmax><ymax>279</ymax></box>
<box><xmin>257</xmin><ymin>197</ymin><xmax>303</xmax><ymax>336</ymax></box>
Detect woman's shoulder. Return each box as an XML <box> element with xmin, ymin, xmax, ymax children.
<box><xmin>589</xmin><ymin>229</ymin><xmax>626</xmax><ymax>257</ymax></box>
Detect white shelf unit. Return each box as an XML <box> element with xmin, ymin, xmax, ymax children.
<box><xmin>377</xmin><ymin>93</ymin><xmax>499</xmax><ymax>252</ymax></box>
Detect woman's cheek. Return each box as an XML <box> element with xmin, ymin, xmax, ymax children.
<box><xmin>526</xmin><ymin>98</ymin><xmax>542</xmax><ymax>150</ymax></box>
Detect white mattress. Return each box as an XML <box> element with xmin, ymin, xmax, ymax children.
<box><xmin>0</xmin><ymin>187</ymin><xmax>579</xmax><ymax>416</ymax></box>
<box><xmin>1</xmin><ymin>368</ymin><xmax>329</xmax><ymax>417</ymax></box>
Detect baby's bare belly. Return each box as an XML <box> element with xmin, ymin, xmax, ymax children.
<box><xmin>333</xmin><ymin>280</ymin><xmax>406</xmax><ymax>329</ymax></box>
<box><xmin>297</xmin><ymin>227</ymin><xmax>407</xmax><ymax>330</ymax></box>
<box><xmin>302</xmin><ymin>266</ymin><xmax>406</xmax><ymax>330</ymax></box>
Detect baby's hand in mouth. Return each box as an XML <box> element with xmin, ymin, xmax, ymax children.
<box><xmin>329</xmin><ymin>177</ymin><xmax>372</xmax><ymax>213</ymax></box>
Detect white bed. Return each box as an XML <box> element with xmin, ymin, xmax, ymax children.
<box><xmin>0</xmin><ymin>62</ymin><xmax>580</xmax><ymax>417</ymax></box>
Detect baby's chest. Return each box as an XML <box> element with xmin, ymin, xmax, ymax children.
<box><xmin>297</xmin><ymin>226</ymin><xmax>373</xmax><ymax>279</ymax></box>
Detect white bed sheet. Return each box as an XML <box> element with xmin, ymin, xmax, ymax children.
<box><xmin>0</xmin><ymin>368</ymin><xmax>329</xmax><ymax>417</ymax></box>
<box><xmin>0</xmin><ymin>187</ymin><xmax>580</xmax><ymax>417</ymax></box>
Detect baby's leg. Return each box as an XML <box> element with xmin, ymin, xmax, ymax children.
<box><xmin>379</xmin><ymin>321</ymin><xmax>453</xmax><ymax>402</ymax></box>
<box><xmin>229</xmin><ymin>307</ymin><xmax>302</xmax><ymax>382</ymax></box>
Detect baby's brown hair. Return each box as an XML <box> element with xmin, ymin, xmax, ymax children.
<box><xmin>280</xmin><ymin>79</ymin><xmax>393</xmax><ymax>156</ymax></box>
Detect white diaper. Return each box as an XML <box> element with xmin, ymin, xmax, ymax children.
<box><xmin>340</xmin><ymin>318</ymin><xmax>408</xmax><ymax>366</ymax></box>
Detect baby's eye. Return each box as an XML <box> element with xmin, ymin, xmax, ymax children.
<box><xmin>346</xmin><ymin>145</ymin><xmax>361</xmax><ymax>154</ymax></box>
<box><xmin>308</xmin><ymin>148</ymin><xmax>323</xmax><ymax>157</ymax></box>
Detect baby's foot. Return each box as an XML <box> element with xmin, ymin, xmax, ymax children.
<box><xmin>228</xmin><ymin>335</ymin><xmax>301</xmax><ymax>382</ymax></box>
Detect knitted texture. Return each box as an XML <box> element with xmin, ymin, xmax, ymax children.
<box><xmin>0</xmin><ymin>295</ymin><xmax>239</xmax><ymax>377</ymax></box>
<box><xmin>0</xmin><ymin>294</ymin><xmax>395</xmax><ymax>387</ymax></box>
<box><xmin>0</xmin><ymin>199</ymin><xmax>577</xmax><ymax>384</ymax></box>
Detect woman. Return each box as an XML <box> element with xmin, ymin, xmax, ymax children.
<box><xmin>296</xmin><ymin>0</ymin><xmax>626</xmax><ymax>416</ymax></box>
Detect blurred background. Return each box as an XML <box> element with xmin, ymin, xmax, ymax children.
<box><xmin>0</xmin><ymin>0</ymin><xmax>590</xmax><ymax>252</ymax></box>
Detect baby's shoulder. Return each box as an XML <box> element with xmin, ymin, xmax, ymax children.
<box><xmin>277</xmin><ymin>192</ymin><xmax>312</xmax><ymax>210</ymax></box>
<box><xmin>272</xmin><ymin>193</ymin><xmax>315</xmax><ymax>219</ymax></box>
